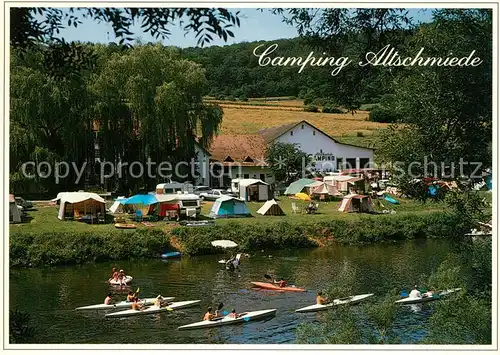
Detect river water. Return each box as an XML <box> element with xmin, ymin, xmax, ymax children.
<box><xmin>9</xmin><ymin>239</ymin><xmax>454</xmax><ymax>344</ymax></box>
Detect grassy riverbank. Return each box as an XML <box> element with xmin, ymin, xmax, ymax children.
<box><xmin>9</xmin><ymin>197</ymin><xmax>460</xmax><ymax>267</ymax></box>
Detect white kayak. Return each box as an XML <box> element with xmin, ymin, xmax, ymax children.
<box><xmin>105</xmin><ymin>300</ymin><xmax>201</xmax><ymax>318</ymax></box>
<box><xmin>295</xmin><ymin>293</ymin><xmax>374</xmax><ymax>313</ymax></box>
<box><xmin>178</xmin><ymin>309</ymin><xmax>277</xmax><ymax>330</ymax></box>
<box><xmin>109</xmin><ymin>275</ymin><xmax>133</xmax><ymax>285</ymax></box>
<box><xmin>75</xmin><ymin>296</ymin><xmax>175</xmax><ymax>311</ymax></box>
<box><xmin>396</xmin><ymin>288</ymin><xmax>462</xmax><ymax>305</ymax></box>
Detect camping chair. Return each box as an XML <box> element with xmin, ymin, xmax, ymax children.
<box><xmin>292</xmin><ymin>202</ymin><xmax>300</xmax><ymax>214</ymax></box>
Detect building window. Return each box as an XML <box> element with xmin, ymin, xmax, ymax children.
<box><xmin>290</xmin><ymin>131</ymin><xmax>293</xmax><ymax>136</ymax></box>
<box><xmin>244</xmin><ymin>174</ymin><xmax>249</xmax><ymax>179</ymax></box>
<box><xmin>320</xmin><ymin>149</ymin><xmax>323</xmax><ymax>154</ymax></box>
<box><xmin>313</xmin><ymin>131</ymin><xmax>316</xmax><ymax>136</ymax></box>
<box><xmin>301</xmin><ymin>125</ymin><xmax>304</xmax><ymax>129</ymax></box>
<box><xmin>236</xmin><ymin>174</ymin><xmax>240</xmax><ymax>178</ymax></box>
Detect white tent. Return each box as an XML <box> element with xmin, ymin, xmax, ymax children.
<box><xmin>257</xmin><ymin>199</ymin><xmax>285</xmax><ymax>216</ymax></box>
<box><xmin>338</xmin><ymin>194</ymin><xmax>374</xmax><ymax>213</ymax></box>
<box><xmin>109</xmin><ymin>196</ymin><xmax>127</xmax><ymax>214</ymax></box>
<box><xmin>9</xmin><ymin>194</ymin><xmax>21</xmax><ymax>223</ymax></box>
<box><xmin>57</xmin><ymin>192</ymin><xmax>106</xmax><ymax>220</ymax></box>
<box><xmin>238</xmin><ymin>179</ymin><xmax>270</xmax><ymax>201</ymax></box>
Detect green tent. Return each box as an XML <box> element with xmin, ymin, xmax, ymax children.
<box><xmin>284</xmin><ymin>178</ymin><xmax>316</xmax><ymax>195</ymax></box>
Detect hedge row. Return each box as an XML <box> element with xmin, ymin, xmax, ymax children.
<box><xmin>10</xmin><ymin>229</ymin><xmax>171</xmax><ymax>267</ymax></box>
<box><xmin>10</xmin><ymin>211</ymin><xmax>458</xmax><ymax>267</ymax></box>
<box><xmin>172</xmin><ymin>211</ymin><xmax>458</xmax><ymax>255</ymax></box>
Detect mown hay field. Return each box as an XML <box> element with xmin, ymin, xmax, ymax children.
<box><xmin>217</xmin><ymin>104</ymin><xmax>388</xmax><ymax>148</ymax></box>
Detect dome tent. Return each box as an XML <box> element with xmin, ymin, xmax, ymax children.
<box><xmin>209</xmin><ymin>196</ymin><xmax>251</xmax><ymax>218</ymax></box>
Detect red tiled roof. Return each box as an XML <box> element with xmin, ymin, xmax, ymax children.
<box><xmin>207</xmin><ymin>135</ymin><xmax>267</xmax><ymax>166</ymax></box>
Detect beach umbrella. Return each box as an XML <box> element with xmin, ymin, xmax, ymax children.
<box><xmin>211</xmin><ymin>240</ymin><xmax>238</xmax><ymax>249</ymax></box>
<box><xmin>295</xmin><ymin>193</ymin><xmax>312</xmax><ymax>201</ymax></box>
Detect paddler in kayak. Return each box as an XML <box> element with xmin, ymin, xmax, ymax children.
<box><xmin>316</xmin><ymin>291</ymin><xmax>329</xmax><ymax>305</ymax></box>
<box><xmin>131</xmin><ymin>298</ymin><xmax>144</xmax><ymax>311</ymax></box>
<box><xmin>273</xmin><ymin>278</ymin><xmax>288</xmax><ymax>288</ymax></box>
<box><xmin>126</xmin><ymin>291</ymin><xmax>136</xmax><ymax>302</ymax></box>
<box><xmin>409</xmin><ymin>285</ymin><xmax>422</xmax><ymax>299</ymax></box>
<box><xmin>203</xmin><ymin>307</ymin><xmax>216</xmax><ymax>321</ymax></box>
<box><xmin>154</xmin><ymin>295</ymin><xmax>169</xmax><ymax>308</ymax></box>
<box><xmin>104</xmin><ymin>293</ymin><xmax>113</xmax><ymax>305</ymax></box>
<box><xmin>228</xmin><ymin>309</ymin><xmax>239</xmax><ymax>319</ymax></box>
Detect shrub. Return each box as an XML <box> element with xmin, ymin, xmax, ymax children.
<box><xmin>238</xmin><ymin>95</ymin><xmax>248</xmax><ymax>102</ymax></box>
<box><xmin>357</xmin><ymin>132</ymin><xmax>364</xmax><ymax>137</ymax></box>
<box><xmin>304</xmin><ymin>105</ymin><xmax>319</xmax><ymax>113</ymax></box>
<box><xmin>312</xmin><ymin>98</ymin><xmax>328</xmax><ymax>106</ymax></box>
<box><xmin>323</xmin><ymin>106</ymin><xmax>345</xmax><ymax>114</ymax></box>
<box><xmin>368</xmin><ymin>107</ymin><xmax>400</xmax><ymax>123</ymax></box>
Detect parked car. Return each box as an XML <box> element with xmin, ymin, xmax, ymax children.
<box><xmin>193</xmin><ymin>186</ymin><xmax>212</xmax><ymax>195</ymax></box>
<box><xmin>199</xmin><ymin>189</ymin><xmax>229</xmax><ymax>201</ymax></box>
<box><xmin>15</xmin><ymin>197</ymin><xmax>33</xmax><ymax>210</ymax></box>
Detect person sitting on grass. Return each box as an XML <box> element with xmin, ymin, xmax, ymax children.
<box><xmin>316</xmin><ymin>291</ymin><xmax>328</xmax><ymax>305</ymax></box>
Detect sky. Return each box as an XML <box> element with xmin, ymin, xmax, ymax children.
<box><xmin>53</xmin><ymin>8</ymin><xmax>435</xmax><ymax>48</ymax></box>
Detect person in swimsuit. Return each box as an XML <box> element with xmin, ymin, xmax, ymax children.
<box><xmin>131</xmin><ymin>298</ymin><xmax>144</xmax><ymax>311</ymax></box>
<box><xmin>316</xmin><ymin>291</ymin><xmax>328</xmax><ymax>305</ymax></box>
<box><xmin>126</xmin><ymin>291</ymin><xmax>136</xmax><ymax>302</ymax></box>
<box><xmin>203</xmin><ymin>307</ymin><xmax>215</xmax><ymax>321</ymax></box>
<box><xmin>228</xmin><ymin>309</ymin><xmax>239</xmax><ymax>319</ymax></box>
<box><xmin>104</xmin><ymin>293</ymin><xmax>113</xmax><ymax>305</ymax></box>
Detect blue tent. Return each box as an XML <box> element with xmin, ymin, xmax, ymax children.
<box><xmin>209</xmin><ymin>196</ymin><xmax>251</xmax><ymax>218</ymax></box>
<box><xmin>123</xmin><ymin>194</ymin><xmax>158</xmax><ymax>205</ymax></box>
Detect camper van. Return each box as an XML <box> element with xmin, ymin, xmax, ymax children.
<box><xmin>155</xmin><ymin>182</ymin><xmax>200</xmax><ymax>218</ymax></box>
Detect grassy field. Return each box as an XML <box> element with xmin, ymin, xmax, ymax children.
<box><xmin>10</xmin><ymin>197</ymin><xmax>448</xmax><ymax>235</ymax></box>
<box><xmin>211</xmin><ymin>99</ymin><xmax>387</xmax><ymax>148</ymax></box>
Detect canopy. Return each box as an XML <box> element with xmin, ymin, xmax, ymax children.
<box><xmin>211</xmin><ymin>240</ymin><xmax>238</xmax><ymax>248</ymax></box>
<box><xmin>123</xmin><ymin>194</ymin><xmax>158</xmax><ymax>205</ymax></box>
<box><xmin>284</xmin><ymin>178</ymin><xmax>316</xmax><ymax>195</ymax></box>
<box><xmin>295</xmin><ymin>192</ymin><xmax>312</xmax><ymax>201</ymax></box>
<box><xmin>257</xmin><ymin>199</ymin><xmax>285</xmax><ymax>216</ymax></box>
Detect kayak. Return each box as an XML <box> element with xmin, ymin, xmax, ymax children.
<box><xmin>75</xmin><ymin>296</ymin><xmax>175</xmax><ymax>311</ymax></box>
<box><xmin>250</xmin><ymin>282</ymin><xmax>305</xmax><ymax>292</ymax></box>
<box><xmin>109</xmin><ymin>275</ymin><xmax>133</xmax><ymax>285</ymax></box>
<box><xmin>105</xmin><ymin>300</ymin><xmax>201</xmax><ymax>318</ymax></box>
<box><xmin>178</xmin><ymin>309</ymin><xmax>277</xmax><ymax>330</ymax></box>
<box><xmin>396</xmin><ymin>288</ymin><xmax>462</xmax><ymax>305</ymax></box>
<box><xmin>295</xmin><ymin>293</ymin><xmax>374</xmax><ymax>313</ymax></box>
<box><xmin>161</xmin><ymin>251</ymin><xmax>182</xmax><ymax>259</ymax></box>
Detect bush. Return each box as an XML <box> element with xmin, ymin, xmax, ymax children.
<box><xmin>312</xmin><ymin>98</ymin><xmax>328</xmax><ymax>106</ymax></box>
<box><xmin>356</xmin><ymin>132</ymin><xmax>364</xmax><ymax>137</ymax></box>
<box><xmin>368</xmin><ymin>107</ymin><xmax>400</xmax><ymax>123</ymax></box>
<box><xmin>323</xmin><ymin>106</ymin><xmax>345</xmax><ymax>114</ymax></box>
<box><xmin>304</xmin><ymin>105</ymin><xmax>319</xmax><ymax>113</ymax></box>
<box><xmin>225</xmin><ymin>96</ymin><xmax>236</xmax><ymax>101</ymax></box>
<box><xmin>238</xmin><ymin>95</ymin><xmax>248</xmax><ymax>102</ymax></box>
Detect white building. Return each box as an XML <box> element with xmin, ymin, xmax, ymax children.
<box><xmin>196</xmin><ymin>120</ymin><xmax>374</xmax><ymax>188</ymax></box>
<box><xmin>259</xmin><ymin>120</ymin><xmax>374</xmax><ymax>172</ymax></box>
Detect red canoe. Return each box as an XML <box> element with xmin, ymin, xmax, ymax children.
<box><xmin>250</xmin><ymin>282</ymin><xmax>306</xmax><ymax>292</ymax></box>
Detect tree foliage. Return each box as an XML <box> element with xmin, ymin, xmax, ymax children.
<box><xmin>265</xmin><ymin>142</ymin><xmax>313</xmax><ymax>184</ymax></box>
